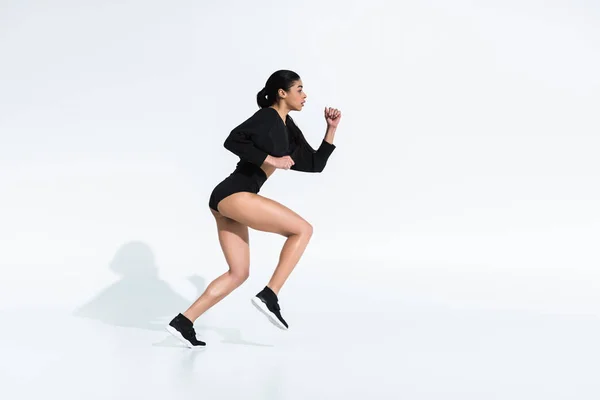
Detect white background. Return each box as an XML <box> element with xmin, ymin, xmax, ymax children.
<box><xmin>1</xmin><ymin>0</ymin><xmax>599</xmax><ymax>398</ymax></box>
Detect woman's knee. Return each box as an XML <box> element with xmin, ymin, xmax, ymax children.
<box><xmin>230</xmin><ymin>268</ymin><xmax>250</xmax><ymax>284</ymax></box>
<box><xmin>292</xmin><ymin>220</ymin><xmax>313</xmax><ymax>238</ymax></box>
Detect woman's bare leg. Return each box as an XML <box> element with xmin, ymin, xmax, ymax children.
<box><xmin>182</xmin><ymin>209</ymin><xmax>250</xmax><ymax>322</ymax></box>
<box><xmin>217</xmin><ymin>192</ymin><xmax>313</xmax><ymax>296</ymax></box>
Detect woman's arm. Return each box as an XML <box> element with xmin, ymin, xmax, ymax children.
<box><xmin>290</xmin><ymin>125</ymin><xmax>337</xmax><ymax>173</ymax></box>
<box><xmin>223</xmin><ymin>109</ymin><xmax>275</xmax><ymax>167</ymax></box>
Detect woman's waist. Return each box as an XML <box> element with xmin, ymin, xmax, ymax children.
<box><xmin>232</xmin><ymin>161</ymin><xmax>270</xmax><ymax>181</ymax></box>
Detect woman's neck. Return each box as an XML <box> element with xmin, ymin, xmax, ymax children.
<box><xmin>269</xmin><ymin>105</ymin><xmax>289</xmax><ymax>125</ymax></box>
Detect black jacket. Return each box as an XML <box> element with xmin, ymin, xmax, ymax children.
<box><xmin>223</xmin><ymin>107</ymin><xmax>336</xmax><ymax>173</ymax></box>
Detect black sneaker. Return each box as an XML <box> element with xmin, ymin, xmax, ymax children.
<box><xmin>251</xmin><ymin>286</ymin><xmax>289</xmax><ymax>330</ymax></box>
<box><xmin>165</xmin><ymin>313</ymin><xmax>206</xmax><ymax>348</ymax></box>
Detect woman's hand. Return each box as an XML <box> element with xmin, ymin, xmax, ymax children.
<box><xmin>325</xmin><ymin>107</ymin><xmax>342</xmax><ymax>128</ymax></box>
<box><xmin>265</xmin><ymin>155</ymin><xmax>295</xmax><ymax>170</ymax></box>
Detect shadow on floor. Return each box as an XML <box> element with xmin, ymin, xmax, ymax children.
<box><xmin>73</xmin><ymin>240</ymin><xmax>272</xmax><ymax>347</ymax></box>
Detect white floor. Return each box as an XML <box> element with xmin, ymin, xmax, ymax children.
<box><xmin>2</xmin><ymin>276</ymin><xmax>599</xmax><ymax>400</ymax></box>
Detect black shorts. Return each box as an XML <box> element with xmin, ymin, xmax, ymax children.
<box><xmin>208</xmin><ymin>163</ymin><xmax>268</xmax><ymax>213</ymax></box>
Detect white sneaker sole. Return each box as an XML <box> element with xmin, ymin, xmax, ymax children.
<box><xmin>165</xmin><ymin>325</ymin><xmax>206</xmax><ymax>349</ymax></box>
<box><xmin>251</xmin><ymin>297</ymin><xmax>288</xmax><ymax>330</ymax></box>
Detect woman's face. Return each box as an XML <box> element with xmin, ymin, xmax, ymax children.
<box><xmin>280</xmin><ymin>80</ymin><xmax>307</xmax><ymax>111</ymax></box>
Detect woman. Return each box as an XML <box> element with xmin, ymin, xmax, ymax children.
<box><xmin>166</xmin><ymin>70</ymin><xmax>341</xmax><ymax>348</ymax></box>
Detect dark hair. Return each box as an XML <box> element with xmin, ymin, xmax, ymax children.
<box><xmin>256</xmin><ymin>70</ymin><xmax>301</xmax><ymax>108</ymax></box>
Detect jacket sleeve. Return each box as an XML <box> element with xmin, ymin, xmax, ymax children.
<box><xmin>223</xmin><ymin>110</ymin><xmax>275</xmax><ymax>167</ymax></box>
<box><xmin>290</xmin><ymin>134</ymin><xmax>336</xmax><ymax>173</ymax></box>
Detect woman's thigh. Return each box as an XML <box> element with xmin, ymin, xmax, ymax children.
<box><xmin>217</xmin><ymin>192</ymin><xmax>313</xmax><ymax>237</ymax></box>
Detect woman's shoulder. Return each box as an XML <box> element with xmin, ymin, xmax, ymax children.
<box><xmin>231</xmin><ymin>107</ymin><xmax>279</xmax><ymax>133</ymax></box>
<box><xmin>249</xmin><ymin>107</ymin><xmax>283</xmax><ymax>127</ymax></box>
<box><xmin>243</xmin><ymin>107</ymin><xmax>278</xmax><ymax>124</ymax></box>
<box><xmin>253</xmin><ymin>106</ymin><xmax>279</xmax><ymax>119</ymax></box>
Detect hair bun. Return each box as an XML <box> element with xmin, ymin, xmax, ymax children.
<box><xmin>256</xmin><ymin>87</ymin><xmax>271</xmax><ymax>108</ymax></box>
